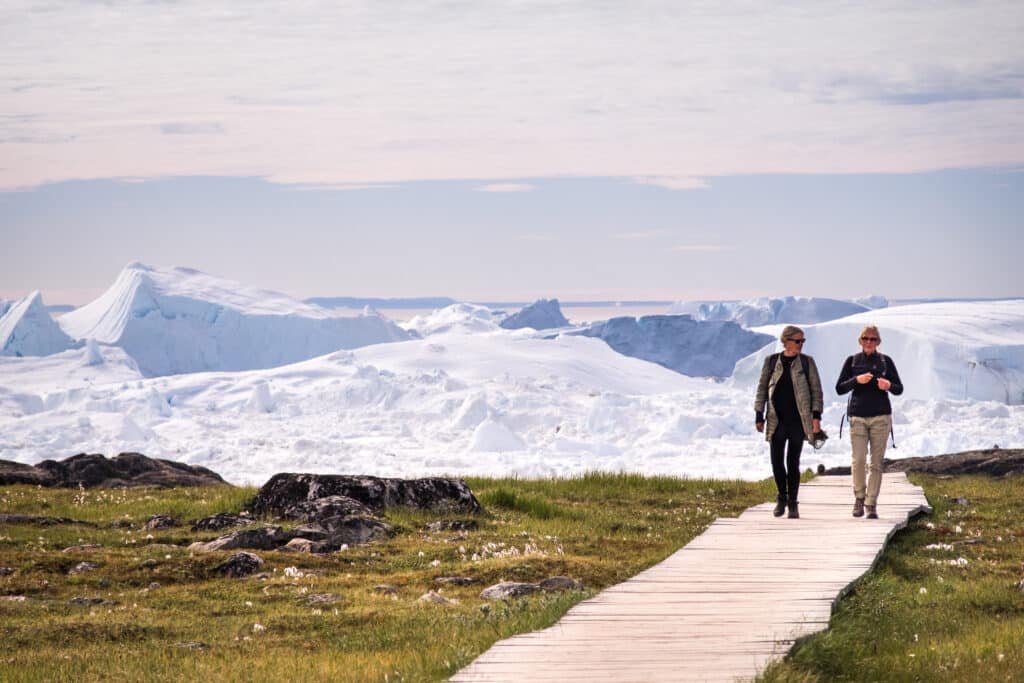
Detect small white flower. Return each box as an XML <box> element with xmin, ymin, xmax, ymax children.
<box><xmin>418</xmin><ymin>551</ymin><xmax>425</xmax><ymax>557</ymax></box>
<box><xmin>430</xmin><ymin>559</ymin><xmax>441</xmax><ymax>567</ymax></box>
<box><xmin>245</xmin><ymin>601</ymin><xmax>253</xmax><ymax>607</ymax></box>
<box><xmin>252</xmin><ymin>623</ymin><xmax>266</xmax><ymax>633</ymax></box>
<box><xmin>955</xmin><ymin>525</ymin><xmax>963</xmax><ymax>534</ymax></box>
<box><xmin>914</xmin><ymin>633</ymin><xmax>919</xmax><ymax>641</ymax></box>
<box><xmin>926</xmin><ymin>522</ymin><xmax>935</xmax><ymax>530</ymax></box>
<box><xmin>919</xmin><ymin>587</ymin><xmax>928</xmax><ymax>595</ymax></box>
<box><xmin>284</xmin><ymin>566</ymin><xmax>304</xmax><ymax>578</ymax></box>
<box><xmin>998</xmin><ymin>654</ymin><xmax>1005</xmax><ymax>662</ymax></box>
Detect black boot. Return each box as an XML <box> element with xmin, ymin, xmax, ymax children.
<box><xmin>773</xmin><ymin>496</ymin><xmax>787</xmax><ymax>517</ymax></box>
<box><xmin>787</xmin><ymin>501</ymin><xmax>799</xmax><ymax>519</ymax></box>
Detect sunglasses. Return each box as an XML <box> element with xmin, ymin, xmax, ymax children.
<box><xmin>860</xmin><ymin>337</ymin><xmax>880</xmax><ymax>342</ymax></box>
<box><xmin>787</xmin><ymin>338</ymin><xmax>806</xmax><ymax>344</ymax></box>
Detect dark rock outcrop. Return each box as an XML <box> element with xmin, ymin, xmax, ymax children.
<box><xmin>0</xmin><ymin>453</ymin><xmax>228</xmax><ymax>489</ymax></box>
<box><xmin>0</xmin><ymin>460</ymin><xmax>56</xmax><ymax>486</ymax></box>
<box><xmin>190</xmin><ymin>512</ymin><xmax>255</xmax><ymax>532</ymax></box>
<box><xmin>214</xmin><ymin>552</ymin><xmax>264</xmax><ymax>578</ymax></box>
<box><xmin>189</xmin><ymin>526</ymin><xmax>290</xmax><ymax>552</ymax></box>
<box><xmin>823</xmin><ymin>448</ymin><xmax>1024</xmax><ymax>478</ymax></box>
<box><xmin>251</xmin><ymin>474</ymin><xmax>482</xmax><ymax>516</ymax></box>
<box><xmin>282</xmin><ymin>495</ymin><xmax>376</xmax><ymax>521</ymax></box>
<box><xmin>480</xmin><ymin>581</ymin><xmax>542</xmax><ymax>600</ymax></box>
<box><xmin>0</xmin><ymin>513</ymin><xmax>95</xmax><ymax>527</ymax></box>
<box><xmin>144</xmin><ymin>515</ymin><xmax>180</xmax><ymax>530</ymax></box>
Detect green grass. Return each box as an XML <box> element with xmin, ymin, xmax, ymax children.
<box><xmin>0</xmin><ymin>474</ymin><xmax>771</xmax><ymax>682</ymax></box>
<box><xmin>760</xmin><ymin>474</ymin><xmax>1024</xmax><ymax>683</ymax></box>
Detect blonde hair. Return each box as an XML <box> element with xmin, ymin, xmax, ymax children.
<box><xmin>859</xmin><ymin>325</ymin><xmax>881</xmax><ymax>342</ymax></box>
<box><xmin>779</xmin><ymin>325</ymin><xmax>804</xmax><ymax>343</ymax></box>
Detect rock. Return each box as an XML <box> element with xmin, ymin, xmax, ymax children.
<box><xmin>0</xmin><ymin>567</ymin><xmax>15</xmax><ymax>576</ymax></box>
<box><xmin>290</xmin><ymin>525</ymin><xmax>331</xmax><ymax>541</ymax></box>
<box><xmin>434</xmin><ymin>576</ymin><xmax>479</xmax><ymax>586</ymax></box>
<box><xmin>173</xmin><ymin>641</ymin><xmax>209</xmax><ymax>650</ymax></box>
<box><xmin>144</xmin><ymin>515</ymin><xmax>179</xmax><ymax>530</ymax></box>
<box><xmin>189</xmin><ymin>526</ymin><xmax>289</xmax><ymax>552</ymax></box>
<box><xmin>951</xmin><ymin>497</ymin><xmax>970</xmax><ymax>506</ymax></box>
<box><xmin>0</xmin><ymin>459</ymin><xmax>56</xmax><ymax>486</ymax></box>
<box><xmin>110</xmin><ymin>519</ymin><xmax>134</xmax><ymax>529</ymax></box>
<box><xmin>823</xmin><ymin>448</ymin><xmax>1024</xmax><ymax>478</ymax></box>
<box><xmin>374</xmin><ymin>585</ymin><xmax>398</xmax><ymax>595</ymax></box>
<box><xmin>251</xmin><ymin>473</ymin><xmax>482</xmax><ymax>516</ymax></box>
<box><xmin>68</xmin><ymin>561</ymin><xmax>99</xmax><ymax>575</ymax></box>
<box><xmin>214</xmin><ymin>552</ymin><xmax>264</xmax><ymax>578</ymax></box>
<box><xmin>426</xmin><ymin>520</ymin><xmax>479</xmax><ymax>532</ymax></box>
<box><xmin>317</xmin><ymin>516</ymin><xmax>392</xmax><ymax>548</ymax></box>
<box><xmin>146</xmin><ymin>582</ymin><xmax>161</xmax><ymax>590</ymax></box>
<box><xmin>2</xmin><ymin>452</ymin><xmax>229</xmax><ymax>489</ymax></box>
<box><xmin>539</xmin><ymin>576</ymin><xmax>582</xmax><ymax>592</ymax></box>
<box><xmin>68</xmin><ymin>596</ymin><xmax>115</xmax><ymax>606</ymax></box>
<box><xmin>305</xmin><ymin>593</ymin><xmax>340</xmax><ymax>606</ymax></box>
<box><xmin>279</xmin><ymin>538</ymin><xmax>329</xmax><ymax>554</ymax></box>
<box><xmin>479</xmin><ymin>581</ymin><xmax>541</xmax><ymax>600</ymax></box>
<box><xmin>140</xmin><ymin>559</ymin><xmax>161</xmax><ymax>568</ymax></box>
<box><xmin>417</xmin><ymin>590</ymin><xmax>459</xmax><ymax>605</ymax></box>
<box><xmin>282</xmin><ymin>495</ymin><xmax>375</xmax><ymax>521</ymax></box>
<box><xmin>2</xmin><ymin>595</ymin><xmax>27</xmax><ymax>602</ymax></box>
<box><xmin>0</xmin><ymin>513</ymin><xmax>95</xmax><ymax>527</ymax></box>
<box><xmin>62</xmin><ymin>544</ymin><xmax>103</xmax><ymax>552</ymax></box>
<box><xmin>190</xmin><ymin>512</ymin><xmax>255</xmax><ymax>532</ymax></box>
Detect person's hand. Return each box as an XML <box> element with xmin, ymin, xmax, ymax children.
<box><xmin>856</xmin><ymin>372</ymin><xmax>874</xmax><ymax>384</ymax></box>
<box><xmin>756</xmin><ymin>421</ymin><xmax>765</xmax><ymax>433</ymax></box>
<box><xmin>877</xmin><ymin>377</ymin><xmax>892</xmax><ymax>391</ymax></box>
<box><xmin>812</xmin><ymin>419</ymin><xmax>821</xmax><ymax>432</ymax></box>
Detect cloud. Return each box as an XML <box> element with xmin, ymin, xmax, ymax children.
<box><xmin>632</xmin><ymin>177</ymin><xmax>709</xmax><ymax>191</ymax></box>
<box><xmin>289</xmin><ymin>183</ymin><xmax>400</xmax><ymax>192</ymax></box>
<box><xmin>475</xmin><ymin>183</ymin><xmax>536</xmax><ymax>193</ymax></box>
<box><xmin>611</xmin><ymin>230</ymin><xmax>670</xmax><ymax>240</ymax></box>
<box><xmin>515</xmin><ymin>234</ymin><xmax>558</xmax><ymax>242</ymax></box>
<box><xmin>160</xmin><ymin>122</ymin><xmax>225</xmax><ymax>135</ymax></box>
<box><xmin>672</xmin><ymin>244</ymin><xmax>733</xmax><ymax>253</ymax></box>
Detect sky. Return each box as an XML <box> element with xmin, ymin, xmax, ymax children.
<box><xmin>2</xmin><ymin>1</ymin><xmax>1023</xmax><ymax>304</ymax></box>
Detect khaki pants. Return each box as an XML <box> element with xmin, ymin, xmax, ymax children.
<box><xmin>850</xmin><ymin>414</ymin><xmax>892</xmax><ymax>506</ymax></box>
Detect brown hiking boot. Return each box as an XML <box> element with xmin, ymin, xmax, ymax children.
<box><xmin>852</xmin><ymin>498</ymin><xmax>865</xmax><ymax>518</ymax></box>
<box><xmin>866</xmin><ymin>505</ymin><xmax>878</xmax><ymax>519</ymax></box>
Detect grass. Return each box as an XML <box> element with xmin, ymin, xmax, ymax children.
<box><xmin>760</xmin><ymin>474</ymin><xmax>1024</xmax><ymax>683</ymax></box>
<box><xmin>0</xmin><ymin>473</ymin><xmax>771</xmax><ymax>682</ymax></box>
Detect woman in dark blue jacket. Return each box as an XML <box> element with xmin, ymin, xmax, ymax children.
<box><xmin>835</xmin><ymin>325</ymin><xmax>904</xmax><ymax>519</ymax></box>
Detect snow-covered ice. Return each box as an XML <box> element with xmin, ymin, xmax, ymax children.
<box><xmin>58</xmin><ymin>263</ymin><xmax>414</xmax><ymax>377</ymax></box>
<box><xmin>1</xmin><ymin>267</ymin><xmax>1021</xmax><ymax>486</ymax></box>
<box><xmin>0</xmin><ymin>291</ymin><xmax>77</xmax><ymax>357</ymax></box>
<box><xmin>670</xmin><ymin>296</ymin><xmax>872</xmax><ymax>326</ymax></box>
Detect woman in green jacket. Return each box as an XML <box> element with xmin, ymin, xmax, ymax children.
<box><xmin>754</xmin><ymin>325</ymin><xmax>824</xmax><ymax>519</ymax></box>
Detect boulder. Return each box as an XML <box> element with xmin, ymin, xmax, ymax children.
<box><xmin>417</xmin><ymin>590</ymin><xmax>459</xmax><ymax>605</ymax></box>
<box><xmin>251</xmin><ymin>473</ymin><xmax>482</xmax><ymax>516</ymax></box>
<box><xmin>304</xmin><ymin>593</ymin><xmax>340</xmax><ymax>606</ymax></box>
<box><xmin>434</xmin><ymin>576</ymin><xmax>479</xmax><ymax>586</ymax></box>
<box><xmin>0</xmin><ymin>460</ymin><xmax>57</xmax><ymax>486</ymax></box>
<box><xmin>144</xmin><ymin>515</ymin><xmax>179</xmax><ymax>530</ymax></box>
<box><xmin>1</xmin><ymin>452</ymin><xmax>228</xmax><ymax>489</ymax></box>
<box><xmin>479</xmin><ymin>581</ymin><xmax>541</xmax><ymax>600</ymax></box>
<box><xmin>539</xmin><ymin>576</ymin><xmax>583</xmax><ymax>592</ymax></box>
<box><xmin>282</xmin><ymin>495</ymin><xmax>375</xmax><ymax>522</ymax></box>
<box><xmin>189</xmin><ymin>526</ymin><xmax>289</xmax><ymax>552</ymax></box>
<box><xmin>68</xmin><ymin>561</ymin><xmax>99</xmax><ymax>575</ymax></box>
<box><xmin>190</xmin><ymin>512</ymin><xmax>255</xmax><ymax>532</ymax></box>
<box><xmin>824</xmin><ymin>448</ymin><xmax>1024</xmax><ymax>478</ymax></box>
<box><xmin>214</xmin><ymin>552</ymin><xmax>264</xmax><ymax>578</ymax></box>
<box><xmin>279</xmin><ymin>538</ymin><xmax>329</xmax><ymax>554</ymax></box>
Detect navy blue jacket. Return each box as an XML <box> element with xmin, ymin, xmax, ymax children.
<box><xmin>836</xmin><ymin>352</ymin><xmax>903</xmax><ymax>417</ymax></box>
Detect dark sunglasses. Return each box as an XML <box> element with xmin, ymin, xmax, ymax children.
<box><xmin>860</xmin><ymin>336</ymin><xmax>879</xmax><ymax>342</ymax></box>
<box><xmin>787</xmin><ymin>338</ymin><xmax>806</xmax><ymax>344</ymax></box>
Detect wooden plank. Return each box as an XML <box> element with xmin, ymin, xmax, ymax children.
<box><xmin>450</xmin><ymin>473</ymin><xmax>930</xmax><ymax>682</ymax></box>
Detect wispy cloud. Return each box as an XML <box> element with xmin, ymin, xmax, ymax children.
<box><xmin>515</xmin><ymin>234</ymin><xmax>558</xmax><ymax>242</ymax></box>
<box><xmin>612</xmin><ymin>230</ymin><xmax>670</xmax><ymax>240</ymax></box>
<box><xmin>290</xmin><ymin>183</ymin><xmax>400</xmax><ymax>192</ymax></box>
<box><xmin>476</xmin><ymin>183</ymin><xmax>536</xmax><ymax>193</ymax></box>
<box><xmin>160</xmin><ymin>122</ymin><xmax>225</xmax><ymax>135</ymax></box>
<box><xmin>672</xmin><ymin>244</ymin><xmax>733</xmax><ymax>253</ymax></box>
<box><xmin>632</xmin><ymin>177</ymin><xmax>709</xmax><ymax>191</ymax></box>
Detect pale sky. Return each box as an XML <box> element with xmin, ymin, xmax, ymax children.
<box><xmin>2</xmin><ymin>1</ymin><xmax>1022</xmax><ymax>303</ymax></box>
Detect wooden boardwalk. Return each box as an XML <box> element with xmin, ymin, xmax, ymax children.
<box><xmin>451</xmin><ymin>472</ymin><xmax>931</xmax><ymax>683</ymax></box>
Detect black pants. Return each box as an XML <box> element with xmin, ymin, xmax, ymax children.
<box><xmin>770</xmin><ymin>421</ymin><xmax>804</xmax><ymax>501</ymax></box>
